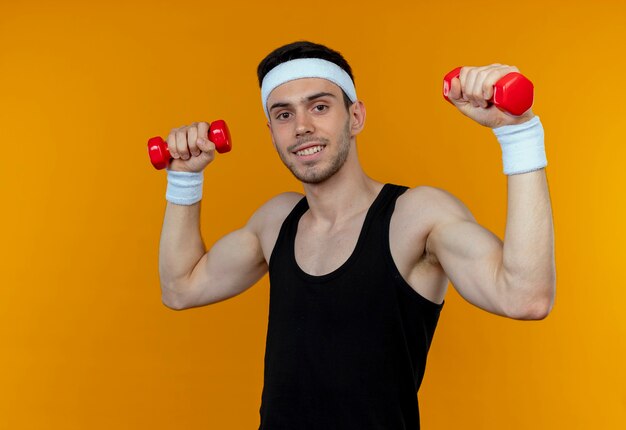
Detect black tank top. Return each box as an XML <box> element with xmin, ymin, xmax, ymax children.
<box><xmin>258</xmin><ymin>183</ymin><xmax>445</xmax><ymax>430</ymax></box>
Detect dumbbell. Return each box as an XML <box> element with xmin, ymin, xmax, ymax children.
<box><xmin>147</xmin><ymin>119</ymin><xmax>232</xmax><ymax>170</ymax></box>
<box><xmin>442</xmin><ymin>67</ymin><xmax>534</xmax><ymax>116</ymax></box>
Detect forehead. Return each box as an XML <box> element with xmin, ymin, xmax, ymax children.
<box><xmin>267</xmin><ymin>77</ymin><xmax>342</xmax><ymax>104</ymax></box>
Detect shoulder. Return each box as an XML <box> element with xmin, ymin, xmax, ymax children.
<box><xmin>394</xmin><ymin>185</ymin><xmax>477</xmax><ymax>258</ymax></box>
<box><xmin>257</xmin><ymin>191</ymin><xmax>304</xmax><ymax>217</ymax></box>
<box><xmin>247</xmin><ymin>191</ymin><xmax>304</xmax><ymax>233</ymax></box>
<box><xmin>244</xmin><ymin>191</ymin><xmax>304</xmax><ymax>262</ymax></box>
<box><xmin>396</xmin><ymin>185</ymin><xmax>475</xmax><ymax>222</ymax></box>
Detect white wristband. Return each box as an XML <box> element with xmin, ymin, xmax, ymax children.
<box><xmin>492</xmin><ymin>115</ymin><xmax>547</xmax><ymax>175</ymax></box>
<box><xmin>165</xmin><ymin>170</ymin><xmax>204</xmax><ymax>205</ymax></box>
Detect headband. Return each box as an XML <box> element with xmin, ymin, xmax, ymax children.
<box><xmin>261</xmin><ymin>58</ymin><xmax>357</xmax><ymax>120</ymax></box>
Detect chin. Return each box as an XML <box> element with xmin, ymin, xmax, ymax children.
<box><xmin>291</xmin><ymin>163</ymin><xmax>343</xmax><ymax>184</ymax></box>
<box><xmin>299</xmin><ymin>174</ymin><xmax>332</xmax><ymax>185</ymax></box>
<box><xmin>292</xmin><ymin>169</ymin><xmax>329</xmax><ymax>184</ymax></box>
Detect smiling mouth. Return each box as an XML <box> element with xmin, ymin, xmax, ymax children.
<box><xmin>294</xmin><ymin>145</ymin><xmax>325</xmax><ymax>156</ymax></box>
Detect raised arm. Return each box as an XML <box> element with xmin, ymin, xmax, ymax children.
<box><xmin>155</xmin><ymin>120</ymin><xmax>295</xmax><ymax>310</ymax></box>
<box><xmin>429</xmin><ymin>64</ymin><xmax>556</xmax><ymax>320</ymax></box>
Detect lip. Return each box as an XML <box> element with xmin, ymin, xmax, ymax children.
<box><xmin>291</xmin><ymin>142</ymin><xmax>326</xmax><ymax>154</ymax></box>
<box><xmin>292</xmin><ymin>144</ymin><xmax>326</xmax><ymax>161</ymax></box>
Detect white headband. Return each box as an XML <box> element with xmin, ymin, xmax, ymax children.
<box><xmin>261</xmin><ymin>58</ymin><xmax>357</xmax><ymax>120</ymax></box>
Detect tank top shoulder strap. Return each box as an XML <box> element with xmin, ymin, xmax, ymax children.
<box><xmin>375</xmin><ymin>183</ymin><xmax>410</xmax><ymax>254</ymax></box>
<box><xmin>369</xmin><ymin>183</ymin><xmax>409</xmax><ymax>221</ymax></box>
<box><xmin>346</xmin><ymin>183</ymin><xmax>410</xmax><ymax>258</ymax></box>
<box><xmin>269</xmin><ymin>195</ymin><xmax>308</xmax><ymax>269</ymax></box>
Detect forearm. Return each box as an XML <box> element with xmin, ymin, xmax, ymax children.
<box><xmin>159</xmin><ymin>201</ymin><xmax>206</xmax><ymax>291</ymax></box>
<box><xmin>502</xmin><ymin>168</ymin><xmax>556</xmax><ymax>315</ymax></box>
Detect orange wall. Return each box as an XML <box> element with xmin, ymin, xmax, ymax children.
<box><xmin>1</xmin><ymin>0</ymin><xmax>624</xmax><ymax>428</ymax></box>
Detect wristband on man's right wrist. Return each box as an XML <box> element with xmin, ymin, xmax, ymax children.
<box><xmin>165</xmin><ymin>169</ymin><xmax>204</xmax><ymax>205</ymax></box>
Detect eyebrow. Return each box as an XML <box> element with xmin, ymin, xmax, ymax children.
<box><xmin>269</xmin><ymin>92</ymin><xmax>337</xmax><ymax>112</ymax></box>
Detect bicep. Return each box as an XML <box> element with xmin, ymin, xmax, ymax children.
<box><xmin>181</xmin><ymin>225</ymin><xmax>267</xmax><ymax>309</ymax></box>
<box><xmin>174</xmin><ymin>192</ymin><xmax>303</xmax><ymax>310</ymax></box>
<box><xmin>425</xmin><ymin>189</ymin><xmax>508</xmax><ymax>316</ymax></box>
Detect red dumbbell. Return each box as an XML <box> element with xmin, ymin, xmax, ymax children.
<box><xmin>442</xmin><ymin>67</ymin><xmax>534</xmax><ymax>116</ymax></box>
<box><xmin>147</xmin><ymin>119</ymin><xmax>232</xmax><ymax>170</ymax></box>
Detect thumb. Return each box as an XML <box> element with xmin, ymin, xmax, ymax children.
<box><xmin>448</xmin><ymin>77</ymin><xmax>464</xmax><ymax>103</ymax></box>
<box><xmin>447</xmin><ymin>77</ymin><xmax>474</xmax><ymax>117</ymax></box>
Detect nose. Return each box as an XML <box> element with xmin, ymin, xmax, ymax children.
<box><xmin>295</xmin><ymin>111</ymin><xmax>314</xmax><ymax>138</ymax></box>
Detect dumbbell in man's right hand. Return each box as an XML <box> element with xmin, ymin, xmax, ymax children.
<box><xmin>148</xmin><ymin>120</ymin><xmax>232</xmax><ymax>171</ymax></box>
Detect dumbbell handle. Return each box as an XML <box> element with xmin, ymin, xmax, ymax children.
<box><xmin>147</xmin><ymin>119</ymin><xmax>232</xmax><ymax>170</ymax></box>
<box><xmin>442</xmin><ymin>67</ymin><xmax>534</xmax><ymax>116</ymax></box>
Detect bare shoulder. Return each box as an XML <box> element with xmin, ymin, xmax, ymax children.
<box><xmin>247</xmin><ymin>191</ymin><xmax>304</xmax><ymax>262</ymax></box>
<box><xmin>249</xmin><ymin>192</ymin><xmax>304</xmax><ymax>225</ymax></box>
<box><xmin>392</xmin><ymin>185</ymin><xmax>476</xmax><ymax>265</ymax></box>
<box><xmin>388</xmin><ymin>185</ymin><xmax>473</xmax><ymax>304</ymax></box>
<box><xmin>396</xmin><ymin>185</ymin><xmax>475</xmax><ymax>224</ymax></box>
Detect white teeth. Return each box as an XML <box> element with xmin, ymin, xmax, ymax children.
<box><xmin>296</xmin><ymin>145</ymin><xmax>324</xmax><ymax>156</ymax></box>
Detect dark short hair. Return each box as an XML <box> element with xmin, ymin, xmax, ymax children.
<box><xmin>257</xmin><ymin>40</ymin><xmax>355</xmax><ymax>111</ymax></box>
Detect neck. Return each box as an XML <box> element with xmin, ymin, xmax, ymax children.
<box><xmin>301</xmin><ymin>143</ymin><xmax>383</xmax><ymax>225</ymax></box>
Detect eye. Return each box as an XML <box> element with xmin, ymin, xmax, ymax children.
<box><xmin>276</xmin><ymin>112</ymin><xmax>291</xmax><ymax>120</ymax></box>
<box><xmin>314</xmin><ymin>105</ymin><xmax>328</xmax><ymax>112</ymax></box>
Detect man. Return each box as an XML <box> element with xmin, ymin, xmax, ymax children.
<box><xmin>158</xmin><ymin>41</ymin><xmax>556</xmax><ymax>429</ymax></box>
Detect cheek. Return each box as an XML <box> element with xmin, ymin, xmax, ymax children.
<box><xmin>276</xmin><ymin>124</ymin><xmax>297</xmax><ymax>142</ymax></box>
<box><xmin>270</xmin><ymin>130</ymin><xmax>288</xmax><ymax>152</ymax></box>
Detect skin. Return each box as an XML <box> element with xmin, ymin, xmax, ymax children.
<box><xmin>159</xmin><ymin>65</ymin><xmax>556</xmax><ymax>321</ymax></box>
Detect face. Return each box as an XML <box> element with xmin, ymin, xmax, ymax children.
<box><xmin>266</xmin><ymin>78</ymin><xmax>361</xmax><ymax>184</ymax></box>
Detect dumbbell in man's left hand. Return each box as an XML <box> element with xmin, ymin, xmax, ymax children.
<box><xmin>447</xmin><ymin>64</ymin><xmax>535</xmax><ymax>128</ymax></box>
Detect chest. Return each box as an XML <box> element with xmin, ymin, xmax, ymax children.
<box><xmin>270</xmin><ymin>193</ymin><xmax>447</xmax><ymax>306</ymax></box>
<box><xmin>294</xmin><ymin>213</ymin><xmax>368</xmax><ymax>276</ymax></box>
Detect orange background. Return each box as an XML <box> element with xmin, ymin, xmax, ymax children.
<box><xmin>1</xmin><ymin>0</ymin><xmax>624</xmax><ymax>428</ymax></box>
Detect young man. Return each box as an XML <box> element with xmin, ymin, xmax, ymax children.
<box><xmin>158</xmin><ymin>41</ymin><xmax>556</xmax><ymax>429</ymax></box>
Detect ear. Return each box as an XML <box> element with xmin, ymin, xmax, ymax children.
<box><xmin>349</xmin><ymin>100</ymin><xmax>366</xmax><ymax>136</ymax></box>
<box><xmin>266</xmin><ymin>120</ymin><xmax>277</xmax><ymax>149</ymax></box>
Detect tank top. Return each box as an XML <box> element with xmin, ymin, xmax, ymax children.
<box><xmin>258</xmin><ymin>183</ymin><xmax>445</xmax><ymax>430</ymax></box>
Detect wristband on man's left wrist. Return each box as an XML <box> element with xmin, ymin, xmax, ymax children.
<box><xmin>492</xmin><ymin>115</ymin><xmax>547</xmax><ymax>175</ymax></box>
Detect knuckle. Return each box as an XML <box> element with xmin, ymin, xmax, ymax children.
<box><xmin>167</xmin><ymin>134</ymin><xmax>177</xmax><ymax>154</ymax></box>
<box><xmin>459</xmin><ymin>66</ymin><xmax>468</xmax><ymax>79</ymax></box>
<box><xmin>199</xmin><ymin>123</ymin><xmax>209</xmax><ymax>135</ymax></box>
<box><xmin>198</xmin><ymin>121</ymin><xmax>209</xmax><ymax>134</ymax></box>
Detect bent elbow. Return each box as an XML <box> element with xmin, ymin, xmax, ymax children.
<box><xmin>161</xmin><ymin>283</ymin><xmax>189</xmax><ymax>311</ymax></box>
<box><xmin>162</xmin><ymin>296</ymin><xmax>186</xmax><ymax>311</ymax></box>
<box><xmin>523</xmin><ymin>303</ymin><xmax>552</xmax><ymax>320</ymax></box>
<box><xmin>511</xmin><ymin>293</ymin><xmax>555</xmax><ymax>320</ymax></box>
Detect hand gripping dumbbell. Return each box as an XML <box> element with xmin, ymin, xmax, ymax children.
<box><xmin>442</xmin><ymin>67</ymin><xmax>534</xmax><ymax>116</ymax></box>
<box><xmin>147</xmin><ymin>119</ymin><xmax>232</xmax><ymax>170</ymax></box>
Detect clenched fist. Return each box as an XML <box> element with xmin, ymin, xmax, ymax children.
<box><xmin>447</xmin><ymin>64</ymin><xmax>535</xmax><ymax>128</ymax></box>
<box><xmin>166</xmin><ymin>122</ymin><xmax>216</xmax><ymax>173</ymax></box>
